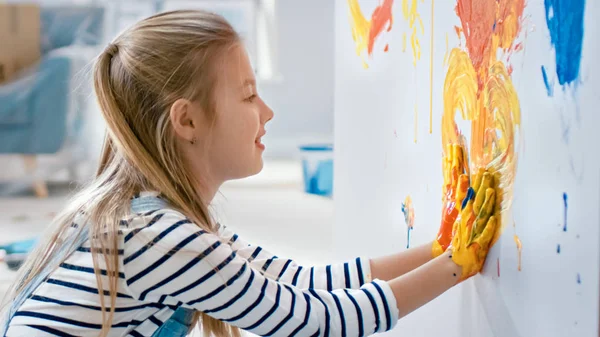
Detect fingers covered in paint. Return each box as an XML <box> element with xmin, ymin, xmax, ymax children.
<box><xmin>433</xmin><ymin>144</ymin><xmax>469</xmax><ymax>258</ymax></box>
<box><xmin>450</xmin><ymin>168</ymin><xmax>500</xmax><ymax>280</ymax></box>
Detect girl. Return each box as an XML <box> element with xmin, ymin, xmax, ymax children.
<box><xmin>0</xmin><ymin>10</ymin><xmax>497</xmax><ymax>337</ymax></box>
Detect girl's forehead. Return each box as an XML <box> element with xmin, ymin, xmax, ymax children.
<box><xmin>219</xmin><ymin>46</ymin><xmax>255</xmax><ymax>85</ymax></box>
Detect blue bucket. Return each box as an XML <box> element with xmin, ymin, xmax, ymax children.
<box><xmin>299</xmin><ymin>144</ymin><xmax>333</xmax><ymax>197</ymax></box>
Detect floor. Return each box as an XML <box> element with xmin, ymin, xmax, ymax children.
<box><xmin>0</xmin><ymin>161</ymin><xmax>336</xmax><ymax>335</ymax></box>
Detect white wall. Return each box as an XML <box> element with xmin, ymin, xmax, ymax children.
<box><xmin>333</xmin><ymin>0</ymin><xmax>599</xmax><ymax>336</ymax></box>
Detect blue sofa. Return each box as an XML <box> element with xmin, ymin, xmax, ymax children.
<box><xmin>0</xmin><ymin>5</ymin><xmax>104</xmax><ymax>155</ymax></box>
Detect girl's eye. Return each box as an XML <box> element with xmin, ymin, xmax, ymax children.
<box><xmin>245</xmin><ymin>94</ymin><xmax>257</xmax><ymax>102</ymax></box>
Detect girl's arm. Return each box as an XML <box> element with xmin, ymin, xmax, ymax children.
<box><xmin>124</xmin><ymin>211</ymin><xmax>462</xmax><ymax>336</ymax></box>
<box><xmin>219</xmin><ymin>224</ymin><xmax>372</xmax><ymax>290</ymax></box>
<box><xmin>369</xmin><ymin>241</ymin><xmax>435</xmax><ymax>282</ymax></box>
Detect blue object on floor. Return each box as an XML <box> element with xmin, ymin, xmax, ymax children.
<box><xmin>0</xmin><ymin>238</ymin><xmax>38</xmax><ymax>270</ymax></box>
<box><xmin>299</xmin><ymin>144</ymin><xmax>334</xmax><ymax>197</ymax></box>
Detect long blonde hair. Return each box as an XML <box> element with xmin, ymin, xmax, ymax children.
<box><xmin>2</xmin><ymin>10</ymin><xmax>242</xmax><ymax>337</ymax></box>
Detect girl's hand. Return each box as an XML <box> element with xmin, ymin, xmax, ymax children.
<box><xmin>432</xmin><ymin>144</ymin><xmax>469</xmax><ymax>257</ymax></box>
<box><xmin>450</xmin><ymin>169</ymin><xmax>499</xmax><ymax>280</ymax></box>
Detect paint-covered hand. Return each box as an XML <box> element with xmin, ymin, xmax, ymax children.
<box><xmin>432</xmin><ymin>144</ymin><xmax>469</xmax><ymax>257</ymax></box>
<box><xmin>450</xmin><ymin>169</ymin><xmax>499</xmax><ymax>280</ymax></box>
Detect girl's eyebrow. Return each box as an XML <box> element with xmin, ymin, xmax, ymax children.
<box><xmin>240</xmin><ymin>78</ymin><xmax>256</xmax><ymax>89</ymax></box>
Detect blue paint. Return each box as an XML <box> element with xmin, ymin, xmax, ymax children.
<box><xmin>563</xmin><ymin>192</ymin><xmax>568</xmax><ymax>232</ymax></box>
<box><xmin>577</xmin><ymin>273</ymin><xmax>581</xmax><ymax>284</ymax></box>
<box><xmin>541</xmin><ymin>66</ymin><xmax>554</xmax><ymax>96</ymax></box>
<box><xmin>544</xmin><ymin>0</ymin><xmax>585</xmax><ymax>86</ymax></box>
<box><xmin>402</xmin><ymin>202</ymin><xmax>413</xmax><ymax>249</ymax></box>
<box><xmin>556</xmin><ymin>244</ymin><xmax>561</xmax><ymax>254</ymax></box>
<box><xmin>462</xmin><ymin>187</ymin><xmax>475</xmax><ymax>210</ymax></box>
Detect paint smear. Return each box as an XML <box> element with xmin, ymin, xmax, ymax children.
<box><xmin>401</xmin><ymin>0</ymin><xmax>425</xmax><ymax>66</ymax></box>
<box><xmin>563</xmin><ymin>192</ymin><xmax>568</xmax><ymax>231</ymax></box>
<box><xmin>442</xmin><ymin>0</ymin><xmax>525</xmax><ymax>248</ymax></box>
<box><xmin>514</xmin><ymin>234</ymin><xmax>522</xmax><ymax>271</ymax></box>
<box><xmin>544</xmin><ymin>0</ymin><xmax>585</xmax><ymax>86</ymax></box>
<box><xmin>347</xmin><ymin>0</ymin><xmax>395</xmax><ymax>68</ymax></box>
<box><xmin>384</xmin><ymin>44</ymin><xmax>390</xmax><ymax>52</ymax></box>
<box><xmin>402</xmin><ymin>196</ymin><xmax>415</xmax><ymax>248</ymax></box>
<box><xmin>402</xmin><ymin>32</ymin><xmax>407</xmax><ymax>52</ymax></box>
<box><xmin>443</xmin><ymin>33</ymin><xmax>449</xmax><ymax>66</ymax></box>
<box><xmin>541</xmin><ymin>65</ymin><xmax>554</xmax><ymax>96</ymax></box>
<box><xmin>577</xmin><ymin>273</ymin><xmax>581</xmax><ymax>284</ymax></box>
<box><xmin>557</xmin><ymin>244</ymin><xmax>561</xmax><ymax>254</ymax></box>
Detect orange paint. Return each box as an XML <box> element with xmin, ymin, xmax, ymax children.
<box><xmin>514</xmin><ymin>234</ymin><xmax>522</xmax><ymax>271</ymax></box>
<box><xmin>368</xmin><ymin>0</ymin><xmax>395</xmax><ymax>55</ymax></box>
<box><xmin>455</xmin><ymin>0</ymin><xmax>496</xmax><ymax>84</ymax></box>
<box><xmin>347</xmin><ymin>0</ymin><xmax>395</xmax><ymax>68</ymax></box>
<box><xmin>384</xmin><ymin>44</ymin><xmax>390</xmax><ymax>52</ymax></box>
<box><xmin>442</xmin><ymin>0</ymin><xmax>525</xmax><ymax>266</ymax></box>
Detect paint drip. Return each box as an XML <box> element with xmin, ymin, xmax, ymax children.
<box><xmin>541</xmin><ymin>65</ymin><xmax>554</xmax><ymax>97</ymax></box>
<box><xmin>556</xmin><ymin>244</ymin><xmax>561</xmax><ymax>254</ymax></box>
<box><xmin>497</xmin><ymin>257</ymin><xmax>500</xmax><ymax>277</ymax></box>
<box><xmin>514</xmin><ymin>234</ymin><xmax>522</xmax><ymax>271</ymax></box>
<box><xmin>563</xmin><ymin>192</ymin><xmax>568</xmax><ymax>232</ymax></box>
<box><xmin>577</xmin><ymin>273</ymin><xmax>581</xmax><ymax>284</ymax></box>
<box><xmin>402</xmin><ymin>196</ymin><xmax>415</xmax><ymax>249</ymax></box>
<box><xmin>401</xmin><ymin>0</ymin><xmax>425</xmax><ymax>66</ymax></box>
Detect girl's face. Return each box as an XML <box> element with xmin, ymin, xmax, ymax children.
<box><xmin>200</xmin><ymin>45</ymin><xmax>274</xmax><ymax>182</ymax></box>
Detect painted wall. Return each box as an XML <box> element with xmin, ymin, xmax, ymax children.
<box><xmin>333</xmin><ymin>0</ymin><xmax>599</xmax><ymax>336</ymax></box>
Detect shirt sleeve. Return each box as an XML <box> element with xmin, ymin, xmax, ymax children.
<box><xmin>217</xmin><ymin>224</ymin><xmax>372</xmax><ymax>290</ymax></box>
<box><xmin>123</xmin><ymin>211</ymin><xmax>399</xmax><ymax>337</ymax></box>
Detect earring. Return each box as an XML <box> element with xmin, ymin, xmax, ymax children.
<box><xmin>190</xmin><ymin>136</ymin><xmax>196</xmax><ymax>145</ymax></box>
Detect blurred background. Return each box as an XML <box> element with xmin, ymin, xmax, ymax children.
<box><xmin>0</xmin><ymin>0</ymin><xmax>338</xmax><ymax>312</ymax></box>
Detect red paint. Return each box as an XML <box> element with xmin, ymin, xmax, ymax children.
<box><xmin>384</xmin><ymin>44</ymin><xmax>390</xmax><ymax>52</ymax></box>
<box><xmin>367</xmin><ymin>0</ymin><xmax>394</xmax><ymax>55</ymax></box>
<box><xmin>455</xmin><ymin>0</ymin><xmax>496</xmax><ymax>74</ymax></box>
<box><xmin>507</xmin><ymin>65</ymin><xmax>513</xmax><ymax>75</ymax></box>
<box><xmin>497</xmin><ymin>258</ymin><xmax>500</xmax><ymax>277</ymax></box>
<box><xmin>514</xmin><ymin>42</ymin><xmax>524</xmax><ymax>52</ymax></box>
<box><xmin>394</xmin><ymin>129</ymin><xmax>398</xmax><ymax>137</ymax></box>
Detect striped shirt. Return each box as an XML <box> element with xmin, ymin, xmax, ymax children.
<box><xmin>6</xmin><ymin>201</ymin><xmax>399</xmax><ymax>336</ymax></box>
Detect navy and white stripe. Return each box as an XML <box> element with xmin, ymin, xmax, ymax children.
<box><xmin>6</xmin><ymin>206</ymin><xmax>398</xmax><ymax>337</ymax></box>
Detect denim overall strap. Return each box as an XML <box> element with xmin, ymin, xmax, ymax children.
<box><xmin>2</xmin><ymin>194</ymin><xmax>195</xmax><ymax>337</ymax></box>
<box><xmin>131</xmin><ymin>194</ymin><xmax>197</xmax><ymax>337</ymax></box>
<box><xmin>1</xmin><ymin>226</ymin><xmax>90</xmax><ymax>337</ymax></box>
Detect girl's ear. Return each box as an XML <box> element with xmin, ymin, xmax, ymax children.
<box><xmin>170</xmin><ymin>98</ymin><xmax>198</xmax><ymax>143</ymax></box>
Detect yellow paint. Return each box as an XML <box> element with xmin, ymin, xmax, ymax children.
<box><xmin>514</xmin><ymin>234</ymin><xmax>522</xmax><ymax>271</ymax></box>
<box><xmin>443</xmin><ymin>33</ymin><xmax>449</xmax><ymax>66</ymax></box>
<box><xmin>429</xmin><ymin>0</ymin><xmax>434</xmax><ymax>134</ymax></box>
<box><xmin>449</xmin><ymin>168</ymin><xmax>499</xmax><ymax>280</ymax></box>
<box><xmin>442</xmin><ymin>48</ymin><xmax>520</xmax><ymax>243</ymax></box>
<box><xmin>346</xmin><ymin>0</ymin><xmax>394</xmax><ymax>68</ymax></box>
<box><xmin>401</xmin><ymin>0</ymin><xmax>425</xmax><ymax>67</ymax></box>
<box><xmin>440</xmin><ymin>0</ymin><xmax>525</xmax><ymax>277</ymax></box>
<box><xmin>402</xmin><ymin>32</ymin><xmax>407</xmax><ymax>52</ymax></box>
<box><xmin>347</xmin><ymin>0</ymin><xmax>371</xmax><ymax>68</ymax></box>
